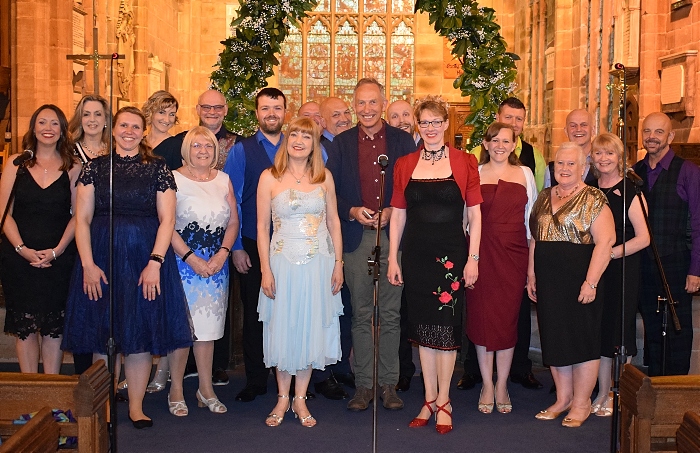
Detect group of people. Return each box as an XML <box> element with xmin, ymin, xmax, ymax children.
<box><xmin>1</xmin><ymin>77</ymin><xmax>699</xmax><ymax>433</ymax></box>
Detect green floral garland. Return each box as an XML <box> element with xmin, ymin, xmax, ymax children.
<box><xmin>414</xmin><ymin>0</ymin><xmax>518</xmax><ymax>143</ymax></box>
<box><xmin>211</xmin><ymin>0</ymin><xmax>319</xmax><ymax>136</ymax></box>
<box><xmin>212</xmin><ymin>0</ymin><xmax>516</xmax><ymax>142</ymax></box>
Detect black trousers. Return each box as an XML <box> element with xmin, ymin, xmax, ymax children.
<box><xmin>398</xmin><ymin>289</ymin><xmax>416</xmax><ymax>379</ymax></box>
<box><xmin>314</xmin><ymin>283</ymin><xmax>353</xmax><ymax>381</ymax></box>
<box><xmin>239</xmin><ymin>236</ymin><xmax>270</xmax><ymax>387</ymax></box>
<box><xmin>464</xmin><ymin>289</ymin><xmax>533</xmax><ymax>376</ymax></box>
<box><xmin>639</xmin><ymin>251</ymin><xmax>693</xmax><ymax>376</ymax></box>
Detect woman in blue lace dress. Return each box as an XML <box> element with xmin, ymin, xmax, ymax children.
<box><xmin>257</xmin><ymin>117</ymin><xmax>344</xmax><ymax>428</ymax></box>
<box><xmin>62</xmin><ymin>106</ymin><xmax>193</xmax><ymax>429</ymax></box>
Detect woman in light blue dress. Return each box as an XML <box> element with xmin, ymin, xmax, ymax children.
<box><xmin>257</xmin><ymin>117</ymin><xmax>344</xmax><ymax>428</ymax></box>
<box><xmin>166</xmin><ymin>126</ymin><xmax>238</xmax><ymax>417</ymax></box>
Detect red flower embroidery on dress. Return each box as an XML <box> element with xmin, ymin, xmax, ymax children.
<box><xmin>432</xmin><ymin>256</ymin><xmax>461</xmax><ymax>315</ymax></box>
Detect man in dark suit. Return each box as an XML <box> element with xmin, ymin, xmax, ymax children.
<box><xmin>326</xmin><ymin>78</ymin><xmax>416</xmax><ymax>411</ymax></box>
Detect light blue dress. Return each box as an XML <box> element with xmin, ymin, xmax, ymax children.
<box><xmin>258</xmin><ymin>187</ymin><xmax>343</xmax><ymax>374</ymax></box>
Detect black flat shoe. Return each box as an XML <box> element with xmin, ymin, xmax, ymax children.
<box><xmin>395</xmin><ymin>376</ymin><xmax>411</xmax><ymax>393</ymax></box>
<box><xmin>456</xmin><ymin>372</ymin><xmax>482</xmax><ymax>390</ymax></box>
<box><xmin>129</xmin><ymin>416</ymin><xmax>153</xmax><ymax>429</ymax></box>
<box><xmin>212</xmin><ymin>369</ymin><xmax>229</xmax><ymax>386</ymax></box>
<box><xmin>334</xmin><ymin>372</ymin><xmax>356</xmax><ymax>389</ymax></box>
<box><xmin>510</xmin><ymin>372</ymin><xmax>543</xmax><ymax>390</ymax></box>
<box><xmin>235</xmin><ymin>385</ymin><xmax>267</xmax><ymax>402</ymax></box>
<box><xmin>314</xmin><ymin>376</ymin><xmax>348</xmax><ymax>400</ymax></box>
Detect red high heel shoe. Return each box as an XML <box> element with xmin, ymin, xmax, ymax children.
<box><xmin>435</xmin><ymin>400</ymin><xmax>453</xmax><ymax>434</ymax></box>
<box><xmin>408</xmin><ymin>399</ymin><xmax>436</xmax><ymax>428</ymax></box>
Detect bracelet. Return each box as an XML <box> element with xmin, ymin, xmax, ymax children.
<box><xmin>150</xmin><ymin>253</ymin><xmax>164</xmax><ymax>264</ymax></box>
<box><xmin>585</xmin><ymin>280</ymin><xmax>597</xmax><ymax>289</ymax></box>
<box><xmin>14</xmin><ymin>243</ymin><xmax>25</xmax><ymax>253</ymax></box>
<box><xmin>182</xmin><ymin>250</ymin><xmax>194</xmax><ymax>262</ymax></box>
<box><xmin>51</xmin><ymin>249</ymin><xmax>56</xmax><ymax>261</ymax></box>
<box><xmin>335</xmin><ymin>259</ymin><xmax>344</xmax><ymax>265</ymax></box>
<box><xmin>610</xmin><ymin>251</ymin><xmax>615</xmax><ymax>260</ymax></box>
<box><xmin>219</xmin><ymin>246</ymin><xmax>231</xmax><ymax>255</ymax></box>
<box><xmin>469</xmin><ymin>254</ymin><xmax>480</xmax><ymax>262</ymax></box>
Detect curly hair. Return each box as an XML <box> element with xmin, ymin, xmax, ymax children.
<box><xmin>142</xmin><ymin>90</ymin><xmax>179</xmax><ymax>127</ymax></box>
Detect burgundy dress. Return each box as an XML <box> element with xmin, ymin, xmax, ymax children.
<box><xmin>466</xmin><ymin>180</ymin><xmax>529</xmax><ymax>351</ymax></box>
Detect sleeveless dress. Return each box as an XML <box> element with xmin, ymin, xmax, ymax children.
<box><xmin>593</xmin><ymin>178</ymin><xmax>640</xmax><ymax>357</ymax></box>
<box><xmin>173</xmin><ymin>171</ymin><xmax>231</xmax><ymax>341</ymax></box>
<box><xmin>257</xmin><ymin>187</ymin><xmax>343</xmax><ymax>374</ymax></box>
<box><xmin>402</xmin><ymin>176</ymin><xmax>466</xmax><ymax>350</ymax></box>
<box><xmin>466</xmin><ymin>180</ymin><xmax>529</xmax><ymax>351</ymax></box>
<box><xmin>61</xmin><ymin>154</ymin><xmax>193</xmax><ymax>355</ymax></box>
<box><xmin>1</xmin><ymin>170</ymin><xmax>77</xmax><ymax>339</ymax></box>
<box><xmin>530</xmin><ymin>186</ymin><xmax>608</xmax><ymax>366</ymax></box>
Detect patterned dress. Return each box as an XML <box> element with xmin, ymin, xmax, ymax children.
<box><xmin>173</xmin><ymin>171</ymin><xmax>231</xmax><ymax>341</ymax></box>
<box><xmin>257</xmin><ymin>187</ymin><xmax>343</xmax><ymax>374</ymax></box>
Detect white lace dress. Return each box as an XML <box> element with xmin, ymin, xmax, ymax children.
<box><xmin>257</xmin><ymin>187</ymin><xmax>343</xmax><ymax>374</ymax></box>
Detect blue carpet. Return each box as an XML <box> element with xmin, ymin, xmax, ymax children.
<box><xmin>117</xmin><ymin>367</ymin><xmax>611</xmax><ymax>453</ymax></box>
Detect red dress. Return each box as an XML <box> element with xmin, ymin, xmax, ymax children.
<box><xmin>466</xmin><ymin>180</ymin><xmax>529</xmax><ymax>351</ymax></box>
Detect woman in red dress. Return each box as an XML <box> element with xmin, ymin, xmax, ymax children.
<box><xmin>466</xmin><ymin>122</ymin><xmax>537</xmax><ymax>414</ymax></box>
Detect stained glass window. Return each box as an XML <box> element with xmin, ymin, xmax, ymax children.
<box><xmin>279</xmin><ymin>1</ymin><xmax>415</xmax><ymax>114</ymax></box>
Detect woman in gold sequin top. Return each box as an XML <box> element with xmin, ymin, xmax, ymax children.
<box><xmin>527</xmin><ymin>142</ymin><xmax>615</xmax><ymax>428</ymax></box>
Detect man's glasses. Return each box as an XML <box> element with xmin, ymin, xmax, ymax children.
<box><xmin>417</xmin><ymin>120</ymin><xmax>444</xmax><ymax>128</ymax></box>
<box><xmin>199</xmin><ymin>104</ymin><xmax>226</xmax><ymax>113</ymax></box>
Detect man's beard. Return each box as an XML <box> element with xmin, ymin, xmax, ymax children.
<box><xmin>260</xmin><ymin>117</ymin><xmax>282</xmax><ymax>135</ymax></box>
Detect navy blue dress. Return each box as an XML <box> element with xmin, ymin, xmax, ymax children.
<box><xmin>62</xmin><ymin>153</ymin><xmax>193</xmax><ymax>355</ymax></box>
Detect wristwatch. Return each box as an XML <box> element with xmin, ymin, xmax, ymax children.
<box><xmin>469</xmin><ymin>254</ymin><xmax>480</xmax><ymax>262</ymax></box>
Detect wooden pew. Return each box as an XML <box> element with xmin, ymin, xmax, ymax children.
<box><xmin>677</xmin><ymin>411</ymin><xmax>700</xmax><ymax>453</ymax></box>
<box><xmin>0</xmin><ymin>407</ymin><xmax>59</xmax><ymax>453</ymax></box>
<box><xmin>620</xmin><ymin>364</ymin><xmax>700</xmax><ymax>453</ymax></box>
<box><xmin>0</xmin><ymin>361</ymin><xmax>110</xmax><ymax>453</ymax></box>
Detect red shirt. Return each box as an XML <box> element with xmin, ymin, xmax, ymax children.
<box><xmin>358</xmin><ymin>122</ymin><xmax>387</xmax><ymax>211</ymax></box>
<box><xmin>391</xmin><ymin>146</ymin><xmax>483</xmax><ymax>209</ymax></box>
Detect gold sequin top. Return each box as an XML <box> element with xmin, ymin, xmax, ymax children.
<box><xmin>529</xmin><ymin>186</ymin><xmax>608</xmax><ymax>244</ymax></box>
<box><xmin>269</xmin><ymin>187</ymin><xmax>334</xmax><ymax>265</ymax></box>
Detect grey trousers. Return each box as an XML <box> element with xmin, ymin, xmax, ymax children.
<box><xmin>344</xmin><ymin>230</ymin><xmax>402</xmax><ymax>389</ymax></box>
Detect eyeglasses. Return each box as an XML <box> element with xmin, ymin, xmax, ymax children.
<box><xmin>199</xmin><ymin>104</ymin><xmax>226</xmax><ymax>113</ymax></box>
<box><xmin>191</xmin><ymin>143</ymin><xmax>215</xmax><ymax>151</ymax></box>
<box><xmin>417</xmin><ymin>120</ymin><xmax>444</xmax><ymax>128</ymax></box>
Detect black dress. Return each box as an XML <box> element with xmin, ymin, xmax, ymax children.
<box><xmin>402</xmin><ymin>176</ymin><xmax>466</xmax><ymax>350</ymax></box>
<box><xmin>593</xmin><ymin>178</ymin><xmax>640</xmax><ymax>357</ymax></box>
<box><xmin>1</xmin><ymin>170</ymin><xmax>77</xmax><ymax>339</ymax></box>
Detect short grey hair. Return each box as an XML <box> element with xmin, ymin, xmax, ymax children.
<box><xmin>556</xmin><ymin>142</ymin><xmax>586</xmax><ymax>166</ymax></box>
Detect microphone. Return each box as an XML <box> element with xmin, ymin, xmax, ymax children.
<box><xmin>626</xmin><ymin>168</ymin><xmax>644</xmax><ymax>188</ymax></box>
<box><xmin>378</xmin><ymin>154</ymin><xmax>389</xmax><ymax>169</ymax></box>
<box><xmin>614</xmin><ymin>63</ymin><xmax>625</xmax><ymax>71</ymax></box>
<box><xmin>13</xmin><ymin>150</ymin><xmax>34</xmax><ymax>166</ymax></box>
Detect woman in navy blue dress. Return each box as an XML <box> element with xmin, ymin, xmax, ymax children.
<box><xmin>62</xmin><ymin>106</ymin><xmax>193</xmax><ymax>428</ymax></box>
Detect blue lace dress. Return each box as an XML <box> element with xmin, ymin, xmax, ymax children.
<box><xmin>61</xmin><ymin>154</ymin><xmax>193</xmax><ymax>355</ymax></box>
<box><xmin>257</xmin><ymin>187</ymin><xmax>343</xmax><ymax>374</ymax></box>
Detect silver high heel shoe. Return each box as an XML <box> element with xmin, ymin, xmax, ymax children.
<box><xmin>196</xmin><ymin>389</ymin><xmax>227</xmax><ymax>413</ymax></box>
<box><xmin>146</xmin><ymin>370</ymin><xmax>170</xmax><ymax>393</ymax></box>
<box><xmin>292</xmin><ymin>395</ymin><xmax>316</xmax><ymax>427</ymax></box>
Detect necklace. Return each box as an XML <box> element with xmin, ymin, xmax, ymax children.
<box><xmin>421</xmin><ymin>145</ymin><xmax>446</xmax><ymax>165</ymax></box>
<box><xmin>186</xmin><ymin>165</ymin><xmax>212</xmax><ymax>181</ymax></box>
<box><xmin>81</xmin><ymin>141</ymin><xmax>107</xmax><ymax>158</ymax></box>
<box><xmin>288</xmin><ymin>167</ymin><xmax>308</xmax><ymax>184</ymax></box>
<box><xmin>555</xmin><ymin>183</ymin><xmax>580</xmax><ymax>200</ymax></box>
<box><xmin>599</xmin><ymin>177</ymin><xmax>622</xmax><ymax>197</ymax></box>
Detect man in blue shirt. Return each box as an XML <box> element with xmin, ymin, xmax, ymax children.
<box><xmin>223</xmin><ymin>88</ymin><xmax>286</xmax><ymax>402</ymax></box>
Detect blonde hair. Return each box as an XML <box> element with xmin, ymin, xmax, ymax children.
<box><xmin>142</xmin><ymin>90</ymin><xmax>179</xmax><ymax>127</ymax></box>
<box><xmin>591</xmin><ymin>132</ymin><xmax>626</xmax><ymax>177</ymax></box>
<box><xmin>271</xmin><ymin>117</ymin><xmax>326</xmax><ymax>184</ymax></box>
<box><xmin>181</xmin><ymin>126</ymin><xmax>219</xmax><ymax>168</ymax></box>
<box><xmin>68</xmin><ymin>94</ymin><xmax>111</xmax><ymax>144</ymax></box>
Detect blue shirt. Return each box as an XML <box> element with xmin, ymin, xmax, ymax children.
<box><xmin>223</xmin><ymin>130</ymin><xmax>283</xmax><ymax>251</ymax></box>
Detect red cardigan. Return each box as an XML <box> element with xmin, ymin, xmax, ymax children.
<box><xmin>390</xmin><ymin>146</ymin><xmax>483</xmax><ymax>209</ymax></box>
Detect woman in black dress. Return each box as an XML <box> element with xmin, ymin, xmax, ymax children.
<box><xmin>528</xmin><ymin>143</ymin><xmax>615</xmax><ymax>428</ymax></box>
<box><xmin>590</xmin><ymin>133</ymin><xmax>649</xmax><ymax>416</ymax></box>
<box><xmin>0</xmin><ymin>105</ymin><xmax>81</xmax><ymax>373</ymax></box>
<box><xmin>388</xmin><ymin>96</ymin><xmax>482</xmax><ymax>434</ymax></box>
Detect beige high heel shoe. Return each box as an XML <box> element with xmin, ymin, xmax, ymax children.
<box><xmin>196</xmin><ymin>389</ymin><xmax>227</xmax><ymax>414</ymax></box>
<box><xmin>265</xmin><ymin>395</ymin><xmax>290</xmax><ymax>427</ymax></box>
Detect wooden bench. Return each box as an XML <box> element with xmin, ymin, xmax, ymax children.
<box><xmin>677</xmin><ymin>411</ymin><xmax>700</xmax><ymax>453</ymax></box>
<box><xmin>0</xmin><ymin>407</ymin><xmax>59</xmax><ymax>453</ymax></box>
<box><xmin>620</xmin><ymin>364</ymin><xmax>700</xmax><ymax>453</ymax></box>
<box><xmin>0</xmin><ymin>361</ymin><xmax>110</xmax><ymax>453</ymax></box>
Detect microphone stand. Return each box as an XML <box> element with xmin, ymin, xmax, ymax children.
<box><xmin>367</xmin><ymin>156</ymin><xmax>388</xmax><ymax>453</ymax></box>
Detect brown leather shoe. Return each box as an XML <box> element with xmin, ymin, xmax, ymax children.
<box><xmin>347</xmin><ymin>387</ymin><xmax>373</xmax><ymax>411</ymax></box>
<box><xmin>380</xmin><ymin>384</ymin><xmax>404</xmax><ymax>410</ymax></box>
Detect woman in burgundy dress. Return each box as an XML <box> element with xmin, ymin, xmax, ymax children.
<box><xmin>466</xmin><ymin>122</ymin><xmax>537</xmax><ymax>414</ymax></box>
